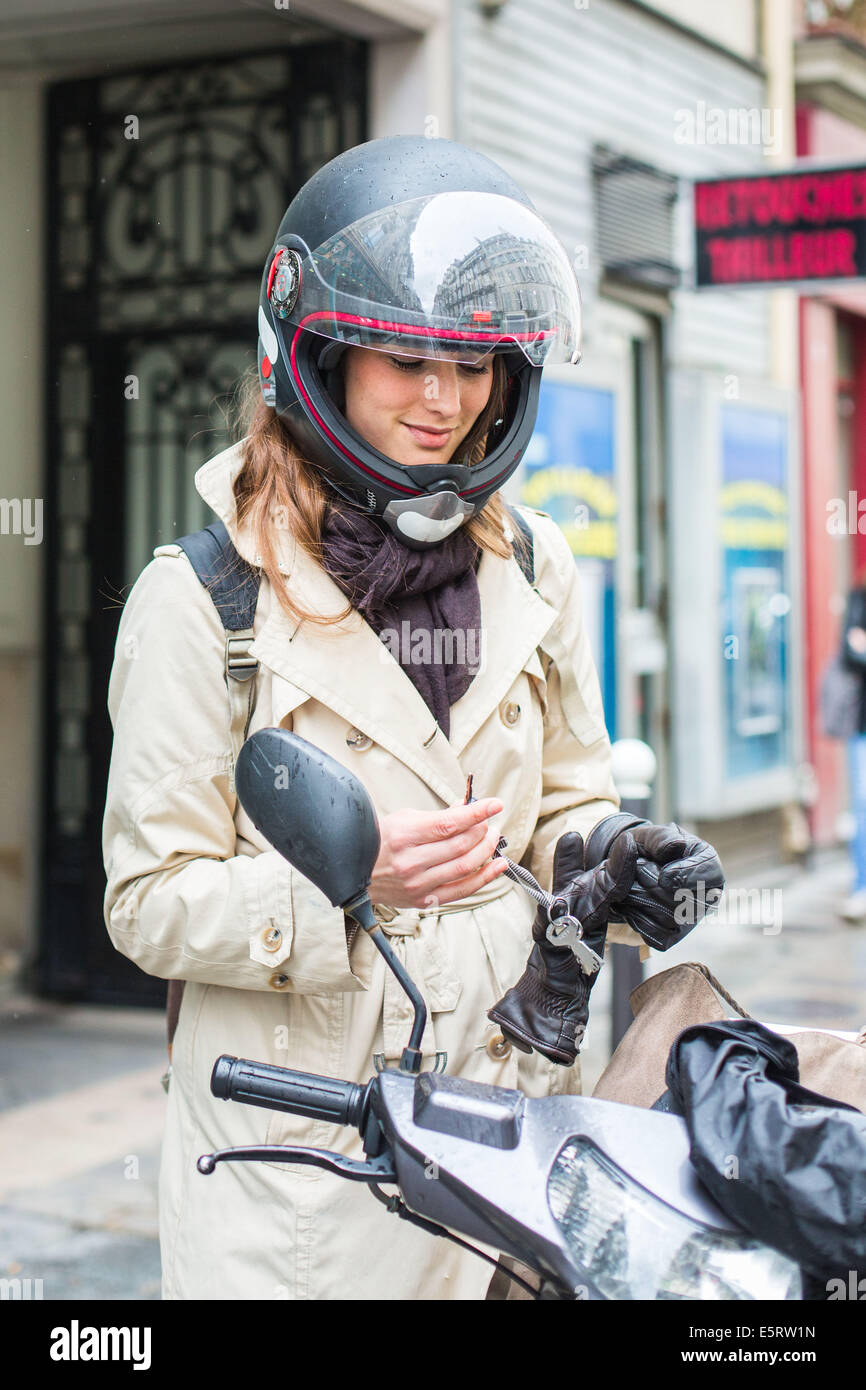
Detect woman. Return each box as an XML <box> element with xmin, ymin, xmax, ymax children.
<box><xmin>102</xmin><ymin>135</ymin><xmax>721</xmax><ymax>1299</ymax></box>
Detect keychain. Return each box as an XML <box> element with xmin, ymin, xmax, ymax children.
<box><xmin>463</xmin><ymin>775</ymin><xmax>603</xmax><ymax>976</ymax></box>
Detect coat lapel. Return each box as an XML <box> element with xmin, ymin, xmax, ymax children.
<box><xmin>195</xmin><ymin>442</ymin><xmax>560</xmax><ymax>805</ymax></box>
<box><xmin>449</xmin><ymin>549</ymin><xmax>558</xmax><ymax>758</ymax></box>
<box><xmin>251</xmin><ymin>544</ymin><xmax>471</xmax><ymax>805</ymax></box>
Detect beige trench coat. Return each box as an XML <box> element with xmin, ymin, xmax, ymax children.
<box><xmin>102</xmin><ymin>438</ymin><xmax>634</xmax><ymax>1300</ymax></box>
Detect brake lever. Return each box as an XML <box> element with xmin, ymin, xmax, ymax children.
<box><xmin>198</xmin><ymin>1145</ymin><xmax>397</xmax><ymax>1184</ymax></box>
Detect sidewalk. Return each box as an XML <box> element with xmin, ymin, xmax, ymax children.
<box><xmin>1</xmin><ymin>846</ymin><xmax>864</xmax><ymax>1299</ymax></box>
<box><xmin>0</xmin><ymin>996</ymin><xmax>165</xmax><ymax>1300</ymax></box>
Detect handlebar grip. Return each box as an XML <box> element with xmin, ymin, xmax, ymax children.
<box><xmin>211</xmin><ymin>1055</ymin><xmax>367</xmax><ymax>1128</ymax></box>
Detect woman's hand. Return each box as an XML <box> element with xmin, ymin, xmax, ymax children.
<box><xmin>488</xmin><ymin>829</ymin><xmax>639</xmax><ymax>1065</ymax></box>
<box><xmin>583</xmin><ymin>813</ymin><xmax>724</xmax><ymax>951</ymax></box>
<box><xmin>368</xmin><ymin>797</ymin><xmax>509</xmax><ymax>909</ymax></box>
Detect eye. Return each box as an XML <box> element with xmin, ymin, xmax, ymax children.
<box><xmin>388</xmin><ymin>356</ymin><xmax>424</xmax><ymax>371</ymax></box>
<box><xmin>387</xmin><ymin>354</ymin><xmax>492</xmax><ymax>375</ymax></box>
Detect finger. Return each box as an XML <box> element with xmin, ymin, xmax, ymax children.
<box><xmin>411</xmin><ymin>828</ymin><xmax>505</xmax><ymax>901</ymax></box>
<box><xmin>605</xmin><ymin>829</ymin><xmax>639</xmax><ymax>896</ymax></box>
<box><xmin>403</xmin><ymin>818</ymin><xmax>496</xmax><ymax>876</ymax></box>
<box><xmin>629</xmin><ymin>823</ymin><xmax>688</xmax><ymax>864</ymax></box>
<box><xmin>425</xmin><ymin>799</ymin><xmax>504</xmax><ymax>842</ymax></box>
<box><xmin>425</xmin><ymin>854</ymin><xmax>510</xmax><ymax>907</ymax></box>
<box><xmin>431</xmin><ymin>828</ymin><xmax>504</xmax><ymax>889</ymax></box>
<box><xmin>658</xmin><ymin>845</ymin><xmax>725</xmax><ymax>892</ymax></box>
<box><xmin>551</xmin><ymin>832</ymin><xmax>585</xmax><ymax>894</ymax></box>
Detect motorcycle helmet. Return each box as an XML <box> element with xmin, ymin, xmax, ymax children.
<box><xmin>257</xmin><ymin>134</ymin><xmax>582</xmax><ymax>549</ymax></box>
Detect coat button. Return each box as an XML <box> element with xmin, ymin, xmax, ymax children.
<box><xmin>486</xmin><ymin>1031</ymin><xmax>512</xmax><ymax>1061</ymax></box>
<box><xmin>268</xmin><ymin>971</ymin><xmax>291</xmax><ymax>990</ymax></box>
<box><xmin>262</xmin><ymin>926</ymin><xmax>282</xmax><ymax>952</ymax></box>
<box><xmin>346</xmin><ymin>726</ymin><xmax>372</xmax><ymax>751</ymax></box>
<box><xmin>500</xmin><ymin>701</ymin><xmax>521</xmax><ymax>727</ymax></box>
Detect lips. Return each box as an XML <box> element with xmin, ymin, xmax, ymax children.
<box><xmin>403</xmin><ymin>424</ymin><xmax>454</xmax><ymax>448</ymax></box>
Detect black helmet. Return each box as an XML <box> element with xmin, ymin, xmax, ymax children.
<box><xmin>257</xmin><ymin>135</ymin><xmax>582</xmax><ymax>549</ymax></box>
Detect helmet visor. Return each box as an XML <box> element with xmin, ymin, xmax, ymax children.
<box><xmin>288</xmin><ymin>191</ymin><xmax>582</xmax><ymax>366</ymax></box>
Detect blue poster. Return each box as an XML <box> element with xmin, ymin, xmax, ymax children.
<box><xmin>521</xmin><ymin>382</ymin><xmax>617</xmax><ymax>735</ymax></box>
<box><xmin>720</xmin><ymin>405</ymin><xmax>791</xmax><ymax>779</ymax></box>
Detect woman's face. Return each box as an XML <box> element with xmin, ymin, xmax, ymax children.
<box><xmin>341</xmin><ymin>345</ymin><xmax>495</xmax><ymax>467</ymax></box>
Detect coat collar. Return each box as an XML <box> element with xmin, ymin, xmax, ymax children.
<box><xmin>195</xmin><ymin>439</ymin><xmax>558</xmax><ymax>804</ymax></box>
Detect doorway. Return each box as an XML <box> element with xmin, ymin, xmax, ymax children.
<box><xmin>38</xmin><ymin>42</ymin><xmax>367</xmax><ymax>1004</ymax></box>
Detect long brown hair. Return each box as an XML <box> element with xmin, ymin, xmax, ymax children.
<box><xmin>226</xmin><ymin>352</ymin><xmax>530</xmax><ymax>629</ymax></box>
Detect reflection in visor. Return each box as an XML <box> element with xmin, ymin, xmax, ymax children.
<box><xmin>295</xmin><ymin>191</ymin><xmax>582</xmax><ymax>366</ymax></box>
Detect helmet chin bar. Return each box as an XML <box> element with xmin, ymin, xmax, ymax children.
<box><xmin>382</xmin><ymin>489</ymin><xmax>475</xmax><ymax>548</ymax></box>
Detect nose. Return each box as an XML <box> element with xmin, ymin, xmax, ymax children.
<box><xmin>424</xmin><ymin>362</ymin><xmax>462</xmax><ymax>418</ymax></box>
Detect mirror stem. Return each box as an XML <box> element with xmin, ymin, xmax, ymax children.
<box><xmin>343</xmin><ymin>891</ymin><xmax>427</xmax><ymax>1073</ymax></box>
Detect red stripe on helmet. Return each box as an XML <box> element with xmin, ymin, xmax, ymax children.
<box><xmin>266</xmin><ymin>252</ymin><xmax>282</xmax><ymax>300</ymax></box>
<box><xmin>299</xmin><ymin>310</ymin><xmax>553</xmax><ymax>346</ymax></box>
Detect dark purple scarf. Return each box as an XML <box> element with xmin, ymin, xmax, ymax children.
<box><xmin>318</xmin><ymin>502</ymin><xmax>482</xmax><ymax>739</ymax></box>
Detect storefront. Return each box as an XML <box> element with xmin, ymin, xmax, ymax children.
<box><xmin>513</xmin><ymin>300</ymin><xmax>669</xmax><ymax>812</ymax></box>
<box><xmin>459</xmin><ymin>0</ymin><xmax>800</xmax><ymax>862</ymax></box>
<box><xmin>795</xmin><ymin>107</ymin><xmax>866</xmax><ymax>848</ymax></box>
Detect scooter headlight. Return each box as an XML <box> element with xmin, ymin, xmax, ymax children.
<box><xmin>547</xmin><ymin>1138</ymin><xmax>801</xmax><ymax>1301</ymax></box>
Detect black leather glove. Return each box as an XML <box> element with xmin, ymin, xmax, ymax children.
<box><xmin>584</xmin><ymin>813</ymin><xmax>725</xmax><ymax>951</ymax></box>
<box><xmin>487</xmin><ymin>828</ymin><xmax>639</xmax><ymax>1066</ymax></box>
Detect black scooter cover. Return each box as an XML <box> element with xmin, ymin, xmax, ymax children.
<box><xmin>664</xmin><ymin>1019</ymin><xmax>866</xmax><ymax>1282</ymax></box>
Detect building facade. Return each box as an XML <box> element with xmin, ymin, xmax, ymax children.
<box><xmin>455</xmin><ymin>0</ymin><xmax>804</xmax><ymax>878</ymax></box>
<box><xmin>0</xmin><ymin>0</ymin><xmax>453</xmax><ymax>1002</ymax></box>
<box><xmin>0</xmin><ymin>0</ymin><xmax>826</xmax><ymax>1004</ymax></box>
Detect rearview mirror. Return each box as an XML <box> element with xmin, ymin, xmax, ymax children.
<box><xmin>234</xmin><ymin>728</ymin><xmax>381</xmax><ymax>910</ymax></box>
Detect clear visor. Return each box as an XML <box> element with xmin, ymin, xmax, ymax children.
<box><xmin>290</xmin><ymin>191</ymin><xmax>582</xmax><ymax>366</ymax></box>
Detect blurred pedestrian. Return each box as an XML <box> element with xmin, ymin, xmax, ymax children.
<box><xmin>838</xmin><ymin>564</ymin><xmax>866</xmax><ymax>922</ymax></box>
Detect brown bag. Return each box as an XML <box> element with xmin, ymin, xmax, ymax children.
<box><xmin>592</xmin><ymin>961</ymin><xmax>866</xmax><ymax>1113</ymax></box>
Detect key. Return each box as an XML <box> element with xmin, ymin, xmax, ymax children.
<box><xmin>545</xmin><ymin>913</ymin><xmax>604</xmax><ymax>975</ymax></box>
<box><xmin>465</xmin><ymin>775</ymin><xmax>604</xmax><ymax>952</ymax></box>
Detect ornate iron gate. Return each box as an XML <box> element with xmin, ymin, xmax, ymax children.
<box><xmin>38</xmin><ymin>43</ymin><xmax>366</xmax><ymax>1004</ymax></box>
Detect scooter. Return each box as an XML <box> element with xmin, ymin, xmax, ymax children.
<box><xmin>197</xmin><ymin>729</ymin><xmax>803</xmax><ymax>1301</ymax></box>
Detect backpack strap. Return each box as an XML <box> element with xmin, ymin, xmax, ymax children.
<box><xmin>506</xmin><ymin>503</ymin><xmax>535</xmax><ymax>585</ymax></box>
<box><xmin>175</xmin><ymin>519</ymin><xmax>261</xmax><ymax>796</ymax></box>
<box><xmin>160</xmin><ymin>519</ymin><xmax>261</xmax><ymax>1076</ymax></box>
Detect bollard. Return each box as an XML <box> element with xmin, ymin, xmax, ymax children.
<box><xmin>608</xmin><ymin>739</ymin><xmax>657</xmax><ymax>1053</ymax></box>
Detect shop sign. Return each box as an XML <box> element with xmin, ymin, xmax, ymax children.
<box><xmin>695</xmin><ymin>164</ymin><xmax>866</xmax><ymax>287</ymax></box>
